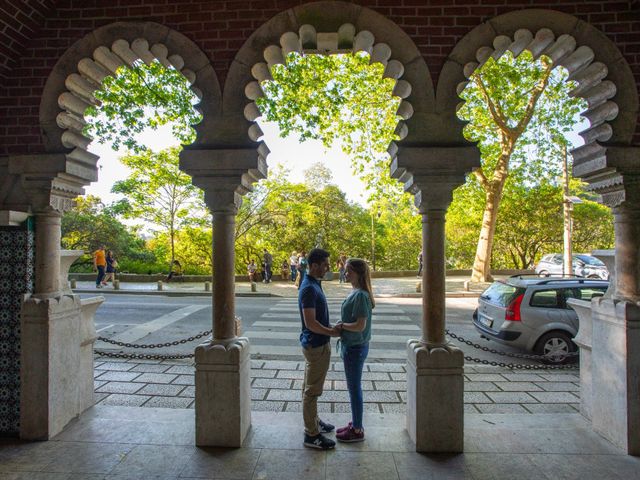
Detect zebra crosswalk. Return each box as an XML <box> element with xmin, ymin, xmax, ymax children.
<box><xmin>245</xmin><ymin>299</ymin><xmax>420</xmax><ymax>361</ymax></box>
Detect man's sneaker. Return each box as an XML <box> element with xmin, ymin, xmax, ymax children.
<box><xmin>318</xmin><ymin>419</ymin><xmax>335</xmax><ymax>434</ymax></box>
<box><xmin>337</xmin><ymin>422</ymin><xmax>352</xmax><ymax>434</ymax></box>
<box><xmin>303</xmin><ymin>433</ymin><xmax>335</xmax><ymax>450</ymax></box>
<box><xmin>336</xmin><ymin>426</ymin><xmax>365</xmax><ymax>443</ymax></box>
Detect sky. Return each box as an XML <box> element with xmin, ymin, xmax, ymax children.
<box><xmin>85</xmin><ymin>115</ymin><xmax>588</xmax><ymax>207</ymax></box>
<box><xmin>85</xmin><ymin>120</ymin><xmax>368</xmax><ymax>206</ymax></box>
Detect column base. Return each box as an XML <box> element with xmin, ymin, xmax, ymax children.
<box><xmin>406</xmin><ymin>340</ymin><xmax>464</xmax><ymax>453</ymax></box>
<box><xmin>591</xmin><ymin>298</ymin><xmax>640</xmax><ymax>455</ymax></box>
<box><xmin>195</xmin><ymin>337</ymin><xmax>251</xmax><ymax>447</ymax></box>
<box><xmin>20</xmin><ymin>294</ymin><xmax>91</xmax><ymax>440</ymax></box>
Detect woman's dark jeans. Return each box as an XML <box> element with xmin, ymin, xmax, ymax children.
<box><xmin>343</xmin><ymin>342</ymin><xmax>369</xmax><ymax>430</ymax></box>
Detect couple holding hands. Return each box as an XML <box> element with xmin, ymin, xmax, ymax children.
<box><xmin>298</xmin><ymin>248</ymin><xmax>374</xmax><ymax>450</ymax></box>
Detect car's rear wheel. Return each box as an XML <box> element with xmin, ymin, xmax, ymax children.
<box><xmin>538</xmin><ymin>270</ymin><xmax>550</xmax><ymax>277</ymax></box>
<box><xmin>535</xmin><ymin>331</ymin><xmax>577</xmax><ymax>364</ymax></box>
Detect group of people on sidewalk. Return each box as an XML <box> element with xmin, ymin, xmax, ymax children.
<box><xmin>93</xmin><ymin>245</ymin><xmax>117</xmax><ymax>288</ymax></box>
<box><xmin>298</xmin><ymin>248</ymin><xmax>374</xmax><ymax>450</ymax></box>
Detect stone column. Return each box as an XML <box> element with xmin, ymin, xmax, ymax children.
<box><xmin>421</xmin><ymin>208</ymin><xmax>446</xmax><ymax>345</ymax></box>
<box><xmin>588</xmin><ymin>186</ymin><xmax>640</xmax><ymax>455</ymax></box>
<box><xmin>212</xmin><ymin>212</ymin><xmax>237</xmax><ymax>340</ymax></box>
<box><xmin>34</xmin><ymin>209</ymin><xmax>62</xmax><ymax>298</ymax></box>
<box><xmin>406</xmin><ymin>191</ymin><xmax>464</xmax><ymax>453</ymax></box>
<box><xmin>392</xmin><ymin>147</ymin><xmax>478</xmax><ymax>454</ymax></box>
<box><xmin>612</xmin><ymin>200</ymin><xmax>640</xmax><ymax>303</ymax></box>
<box><xmin>180</xmin><ymin>148</ymin><xmax>267</xmax><ymax>448</ymax></box>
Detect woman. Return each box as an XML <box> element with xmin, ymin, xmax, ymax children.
<box><xmin>102</xmin><ymin>250</ymin><xmax>117</xmax><ymax>286</ymax></box>
<box><xmin>336</xmin><ymin>258</ymin><xmax>374</xmax><ymax>443</ymax></box>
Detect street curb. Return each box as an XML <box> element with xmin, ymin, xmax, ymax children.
<box><xmin>74</xmin><ymin>289</ymin><xmax>479</xmax><ymax>299</ymax></box>
<box><xmin>73</xmin><ymin>289</ymin><xmax>281</xmax><ymax>298</ymax></box>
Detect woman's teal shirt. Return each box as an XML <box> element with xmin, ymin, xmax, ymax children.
<box><xmin>340</xmin><ymin>288</ymin><xmax>372</xmax><ymax>350</ymax></box>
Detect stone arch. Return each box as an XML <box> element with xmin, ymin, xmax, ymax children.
<box><xmin>437</xmin><ymin>9</ymin><xmax>638</xmax><ymax>206</ymax></box>
<box><xmin>39</xmin><ymin>21</ymin><xmax>221</xmax><ymax>173</ymax></box>
<box><xmin>220</xmin><ymin>1</ymin><xmax>435</xmax><ymax>156</ymax></box>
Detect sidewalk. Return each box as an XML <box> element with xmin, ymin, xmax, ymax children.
<box><xmin>74</xmin><ymin>275</ymin><xmax>498</xmax><ymax>298</ymax></box>
<box><xmin>93</xmin><ymin>357</ymin><xmax>581</xmax><ymax>416</ymax></box>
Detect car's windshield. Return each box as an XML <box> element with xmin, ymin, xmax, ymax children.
<box><xmin>574</xmin><ymin>255</ymin><xmax>605</xmax><ymax>266</ymax></box>
<box><xmin>481</xmin><ymin>282</ymin><xmax>524</xmax><ymax>307</ymax></box>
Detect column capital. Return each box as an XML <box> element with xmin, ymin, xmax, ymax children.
<box><xmin>180</xmin><ymin>148</ymin><xmax>267</xmax><ymax>213</ymax></box>
<box><xmin>9</xmin><ymin>153</ymin><xmax>91</xmax><ymax>214</ymax></box>
<box><xmin>391</xmin><ymin>146</ymin><xmax>480</xmax><ymax>211</ymax></box>
<box><xmin>577</xmin><ymin>146</ymin><xmax>640</xmax><ymax>208</ymax></box>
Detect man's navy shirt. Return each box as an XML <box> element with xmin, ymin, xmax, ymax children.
<box><xmin>298</xmin><ymin>274</ymin><xmax>330</xmax><ymax>348</ymax></box>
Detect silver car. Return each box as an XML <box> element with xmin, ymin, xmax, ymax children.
<box><xmin>472</xmin><ymin>276</ymin><xmax>608</xmax><ymax>363</ymax></box>
<box><xmin>535</xmin><ymin>253</ymin><xmax>609</xmax><ymax>280</ymax></box>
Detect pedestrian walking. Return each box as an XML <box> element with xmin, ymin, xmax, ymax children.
<box><xmin>298</xmin><ymin>248</ymin><xmax>342</xmax><ymax>450</ymax></box>
<box><xmin>93</xmin><ymin>245</ymin><xmax>107</xmax><ymax>288</ymax></box>
<box><xmin>335</xmin><ymin>258</ymin><xmax>374</xmax><ymax>443</ymax></box>
<box><xmin>417</xmin><ymin>251</ymin><xmax>423</xmax><ymax>277</ymax></box>
<box><xmin>102</xmin><ymin>250</ymin><xmax>117</xmax><ymax>286</ymax></box>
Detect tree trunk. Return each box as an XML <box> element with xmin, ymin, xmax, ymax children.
<box><xmin>470</xmin><ymin>184</ymin><xmax>505</xmax><ymax>282</ymax></box>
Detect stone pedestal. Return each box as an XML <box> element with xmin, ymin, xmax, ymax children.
<box><xmin>567</xmin><ymin>298</ymin><xmax>594</xmax><ymax>420</ymax></box>
<box><xmin>195</xmin><ymin>337</ymin><xmax>251</xmax><ymax>447</ymax></box>
<box><xmin>406</xmin><ymin>340</ymin><xmax>464</xmax><ymax>452</ymax></box>
<box><xmin>590</xmin><ymin>298</ymin><xmax>640</xmax><ymax>455</ymax></box>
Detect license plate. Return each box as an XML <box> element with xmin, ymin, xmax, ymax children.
<box><xmin>479</xmin><ymin>315</ymin><xmax>493</xmax><ymax>328</ymax></box>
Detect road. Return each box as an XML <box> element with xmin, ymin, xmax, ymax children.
<box><xmin>84</xmin><ymin>294</ymin><xmax>541</xmax><ymax>365</ymax></box>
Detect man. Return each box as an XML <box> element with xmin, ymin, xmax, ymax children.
<box><xmin>298</xmin><ymin>248</ymin><xmax>341</xmax><ymax>450</ymax></box>
<box><xmin>263</xmin><ymin>248</ymin><xmax>273</xmax><ymax>283</ymax></box>
<box><xmin>93</xmin><ymin>245</ymin><xmax>107</xmax><ymax>288</ymax></box>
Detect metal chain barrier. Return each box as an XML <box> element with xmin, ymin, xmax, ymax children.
<box><xmin>94</xmin><ymin>329</ymin><xmax>212</xmax><ymax>360</ymax></box>
<box><xmin>445</xmin><ymin>329</ymin><xmax>579</xmax><ymax>370</ymax></box>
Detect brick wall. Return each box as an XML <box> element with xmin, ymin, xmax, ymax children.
<box><xmin>0</xmin><ymin>0</ymin><xmax>638</xmax><ymax>156</ymax></box>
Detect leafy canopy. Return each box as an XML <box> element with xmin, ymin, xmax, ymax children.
<box><xmin>257</xmin><ymin>52</ymin><xmax>402</xmax><ymax>200</ymax></box>
<box><xmin>85</xmin><ymin>60</ymin><xmax>201</xmax><ymax>153</ymax></box>
<box><xmin>458</xmin><ymin>50</ymin><xmax>585</xmax><ymax>182</ymax></box>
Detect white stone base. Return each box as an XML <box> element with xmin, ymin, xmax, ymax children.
<box><xmin>20</xmin><ymin>293</ymin><xmax>101</xmax><ymax>440</ymax></box>
<box><xmin>591</xmin><ymin>298</ymin><xmax>640</xmax><ymax>455</ymax></box>
<box><xmin>195</xmin><ymin>337</ymin><xmax>251</xmax><ymax>447</ymax></box>
<box><xmin>405</xmin><ymin>340</ymin><xmax>464</xmax><ymax>452</ymax></box>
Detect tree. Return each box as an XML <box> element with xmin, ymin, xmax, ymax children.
<box><xmin>458</xmin><ymin>51</ymin><xmax>586</xmax><ymax>281</ymax></box>
<box><xmin>84</xmin><ymin>60</ymin><xmax>201</xmax><ymax>153</ymax></box>
<box><xmin>61</xmin><ymin>195</ymin><xmax>152</xmax><ymax>270</ymax></box>
<box><xmin>304</xmin><ymin>162</ymin><xmax>334</xmax><ymax>191</ymax></box>
<box><xmin>111</xmin><ymin>147</ymin><xmax>207</xmax><ymax>267</ymax></box>
<box><xmin>257</xmin><ymin>52</ymin><xmax>402</xmax><ymax>201</ymax></box>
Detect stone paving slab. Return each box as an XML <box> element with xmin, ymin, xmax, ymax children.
<box><xmin>92</xmin><ymin>356</ymin><xmax>581</xmax><ymax>414</ymax></box>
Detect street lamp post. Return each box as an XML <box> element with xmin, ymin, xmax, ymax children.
<box><xmin>371</xmin><ymin>210</ymin><xmax>376</xmax><ymax>272</ymax></box>
<box><xmin>562</xmin><ymin>144</ymin><xmax>573</xmax><ymax>276</ymax></box>
<box><xmin>561</xmin><ymin>143</ymin><xmax>582</xmax><ymax>276</ymax></box>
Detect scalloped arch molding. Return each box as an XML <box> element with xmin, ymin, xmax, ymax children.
<box><xmin>243</xmin><ymin>23</ymin><xmax>415</xmax><ymax>168</ymax></box>
<box><xmin>39</xmin><ymin>21</ymin><xmax>219</xmax><ymax>175</ymax></box>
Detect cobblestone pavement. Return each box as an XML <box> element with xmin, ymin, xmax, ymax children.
<box><xmin>94</xmin><ymin>357</ymin><xmax>580</xmax><ymax>415</ymax></box>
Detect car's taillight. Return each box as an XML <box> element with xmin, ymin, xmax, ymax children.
<box><xmin>505</xmin><ymin>294</ymin><xmax>524</xmax><ymax>321</ymax></box>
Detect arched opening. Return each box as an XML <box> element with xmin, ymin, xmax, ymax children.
<box><xmin>453</xmin><ymin>28</ymin><xmax>617</xmax><ymax>284</ymax></box>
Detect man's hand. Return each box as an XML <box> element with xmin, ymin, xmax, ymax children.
<box><xmin>329</xmin><ymin>323</ymin><xmax>343</xmax><ymax>337</ymax></box>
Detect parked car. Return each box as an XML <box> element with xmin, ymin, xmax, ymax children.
<box><xmin>535</xmin><ymin>253</ymin><xmax>609</xmax><ymax>280</ymax></box>
<box><xmin>472</xmin><ymin>275</ymin><xmax>608</xmax><ymax>363</ymax></box>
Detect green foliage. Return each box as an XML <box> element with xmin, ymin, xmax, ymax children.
<box><xmin>61</xmin><ymin>195</ymin><xmax>155</xmax><ymax>272</ymax></box>
<box><xmin>85</xmin><ymin>60</ymin><xmax>201</xmax><ymax>153</ymax></box>
<box><xmin>233</xmin><ymin>167</ymin><xmax>419</xmax><ymax>273</ymax></box>
<box><xmin>111</xmin><ymin>146</ymin><xmax>208</xmax><ymax>266</ymax></box>
<box><xmin>257</xmin><ymin>52</ymin><xmax>402</xmax><ymax>201</ymax></box>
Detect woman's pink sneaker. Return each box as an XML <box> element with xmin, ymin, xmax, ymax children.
<box><xmin>336</xmin><ymin>426</ymin><xmax>365</xmax><ymax>443</ymax></box>
<box><xmin>336</xmin><ymin>422</ymin><xmax>352</xmax><ymax>434</ymax></box>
